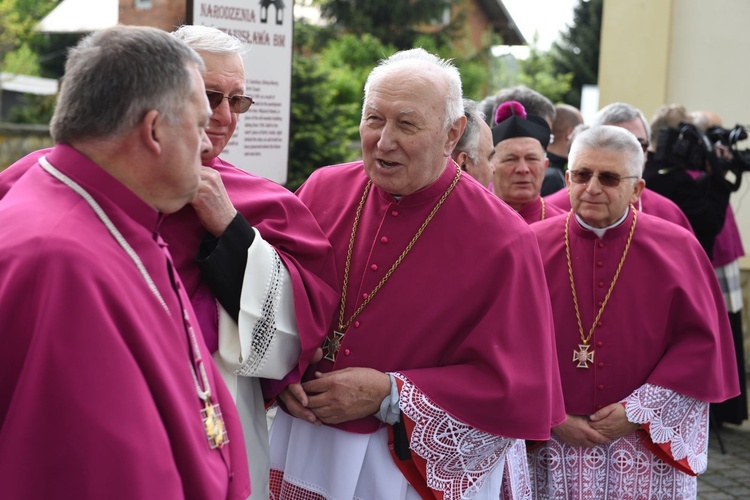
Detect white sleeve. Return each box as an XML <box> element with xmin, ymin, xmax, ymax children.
<box><xmin>217</xmin><ymin>227</ymin><xmax>300</xmax><ymax>380</ymax></box>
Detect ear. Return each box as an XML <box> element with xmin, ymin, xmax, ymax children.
<box><xmin>630</xmin><ymin>178</ymin><xmax>646</xmax><ymax>204</ymax></box>
<box><xmin>139</xmin><ymin>109</ymin><xmax>162</xmax><ymax>156</ymax></box>
<box><xmin>444</xmin><ymin>116</ymin><xmax>467</xmax><ymax>156</ymax></box>
<box><xmin>453</xmin><ymin>151</ymin><xmax>469</xmax><ymax>169</ymax></box>
<box><xmin>565</xmin><ymin>170</ymin><xmax>572</xmax><ymax>191</ymax></box>
<box><xmin>543</xmin><ymin>156</ymin><xmax>550</xmax><ymax>170</ymax></box>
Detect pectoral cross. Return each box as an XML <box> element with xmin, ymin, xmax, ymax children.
<box><xmin>322</xmin><ymin>330</ymin><xmax>345</xmax><ymax>362</ymax></box>
<box><xmin>201</xmin><ymin>401</ymin><xmax>228</xmax><ymax>449</ymax></box>
<box><xmin>573</xmin><ymin>344</ymin><xmax>595</xmax><ymax>368</ymax></box>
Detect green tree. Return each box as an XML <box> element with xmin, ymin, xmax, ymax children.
<box><xmin>517</xmin><ymin>42</ymin><xmax>573</xmax><ymax>104</ymax></box>
<box><xmin>287</xmin><ymin>52</ymin><xmax>357</xmax><ymax>191</ymax></box>
<box><xmin>317</xmin><ymin>33</ymin><xmax>396</xmax><ymax>144</ymax></box>
<box><xmin>0</xmin><ymin>0</ymin><xmax>57</xmax><ymax>66</ymax></box>
<box><xmin>312</xmin><ymin>0</ymin><xmax>453</xmax><ymax>50</ymax></box>
<box><xmin>551</xmin><ymin>0</ymin><xmax>603</xmax><ymax>107</ymax></box>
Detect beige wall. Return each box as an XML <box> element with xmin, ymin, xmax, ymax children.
<box><xmin>600</xmin><ymin>0</ymin><xmax>750</xmax><ymax>267</ymax></box>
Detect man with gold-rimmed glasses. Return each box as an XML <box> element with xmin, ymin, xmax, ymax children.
<box><xmin>529</xmin><ymin>124</ymin><xmax>739</xmax><ymax>499</ymax></box>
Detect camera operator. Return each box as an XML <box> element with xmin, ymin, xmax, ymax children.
<box><xmin>645</xmin><ymin>105</ymin><xmax>747</xmax><ymax>427</ymax></box>
<box><xmin>643</xmin><ymin>104</ymin><xmax>732</xmax><ymax>260</ymax></box>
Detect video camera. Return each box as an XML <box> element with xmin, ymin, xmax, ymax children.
<box><xmin>653</xmin><ymin>121</ymin><xmax>750</xmax><ymax>191</ymax></box>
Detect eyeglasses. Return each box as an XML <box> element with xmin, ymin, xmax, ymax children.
<box><xmin>205</xmin><ymin>90</ymin><xmax>255</xmax><ymax>114</ymax></box>
<box><xmin>569</xmin><ymin>170</ymin><xmax>638</xmax><ymax>187</ymax></box>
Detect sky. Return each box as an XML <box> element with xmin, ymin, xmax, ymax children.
<box><xmin>498</xmin><ymin>0</ymin><xmax>580</xmax><ymax>56</ymax></box>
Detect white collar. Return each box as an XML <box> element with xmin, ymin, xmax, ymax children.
<box><xmin>574</xmin><ymin>207</ymin><xmax>629</xmax><ymax>239</ymax></box>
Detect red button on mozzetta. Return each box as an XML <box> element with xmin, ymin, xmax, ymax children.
<box><xmin>344</xmin><ymin>349</ymin><xmax>351</xmax><ymax>356</ymax></box>
<box><xmin>391</xmin><ymin>211</ymin><xmax>399</xmax><ymax>217</ymax></box>
<box><xmin>380</xmin><ymin>237</ymin><xmax>389</xmax><ymax>244</ymax></box>
<box><xmin>371</xmin><ymin>264</ymin><xmax>378</xmax><ymax>271</ymax></box>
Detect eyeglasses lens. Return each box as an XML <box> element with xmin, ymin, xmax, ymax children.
<box><xmin>205</xmin><ymin>91</ymin><xmax>254</xmax><ymax>114</ymax></box>
<box><xmin>571</xmin><ymin>171</ymin><xmax>624</xmax><ymax>187</ymax></box>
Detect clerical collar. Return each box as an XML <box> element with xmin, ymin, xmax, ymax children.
<box><xmin>575</xmin><ymin>207</ymin><xmax>630</xmax><ymax>238</ymax></box>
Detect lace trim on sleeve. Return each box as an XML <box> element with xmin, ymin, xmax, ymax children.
<box><xmin>623</xmin><ymin>383</ymin><xmax>709</xmax><ymax>474</ymax></box>
<box><xmin>235</xmin><ymin>249</ymin><xmax>283</xmax><ymax>376</ymax></box>
<box><xmin>394</xmin><ymin>373</ymin><xmax>516</xmax><ymax>500</ymax></box>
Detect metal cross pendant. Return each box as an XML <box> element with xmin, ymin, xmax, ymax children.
<box><xmin>201</xmin><ymin>401</ymin><xmax>229</xmax><ymax>449</ymax></box>
<box><xmin>322</xmin><ymin>330</ymin><xmax>345</xmax><ymax>362</ymax></box>
<box><xmin>573</xmin><ymin>344</ymin><xmax>595</xmax><ymax>368</ymax></box>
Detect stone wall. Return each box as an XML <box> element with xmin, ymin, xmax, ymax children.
<box><xmin>0</xmin><ymin>123</ymin><xmax>53</xmax><ymax>170</ymax></box>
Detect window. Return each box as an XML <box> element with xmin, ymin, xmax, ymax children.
<box><xmin>134</xmin><ymin>0</ymin><xmax>152</xmax><ymax>9</ymax></box>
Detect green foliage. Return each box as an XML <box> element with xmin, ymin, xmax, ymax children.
<box><xmin>312</xmin><ymin>0</ymin><xmax>453</xmax><ymax>50</ymax></box>
<box><xmin>0</xmin><ymin>0</ymin><xmax>58</xmax><ymax>65</ymax></box>
<box><xmin>316</xmin><ymin>33</ymin><xmax>396</xmax><ymax>143</ymax></box>
<box><xmin>7</xmin><ymin>93</ymin><xmax>55</xmax><ymax>124</ymax></box>
<box><xmin>552</xmin><ymin>0</ymin><xmax>603</xmax><ymax>107</ymax></box>
<box><xmin>517</xmin><ymin>43</ymin><xmax>573</xmax><ymax>104</ymax></box>
<box><xmin>287</xmin><ymin>52</ymin><xmax>357</xmax><ymax>191</ymax></box>
<box><xmin>2</xmin><ymin>43</ymin><xmax>40</xmax><ymax>75</ymax></box>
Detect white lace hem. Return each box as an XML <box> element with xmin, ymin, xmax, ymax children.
<box><xmin>394</xmin><ymin>373</ymin><xmax>519</xmax><ymax>499</ymax></box>
<box><xmin>623</xmin><ymin>383</ymin><xmax>709</xmax><ymax>474</ymax></box>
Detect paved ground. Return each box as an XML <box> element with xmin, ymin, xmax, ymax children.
<box><xmin>698</xmin><ymin>402</ymin><xmax>750</xmax><ymax>498</ymax></box>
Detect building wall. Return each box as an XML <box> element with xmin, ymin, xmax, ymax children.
<box><xmin>600</xmin><ymin>0</ymin><xmax>750</xmax><ymax>374</ymax></box>
<box><xmin>599</xmin><ymin>0</ymin><xmax>750</xmax><ymax>268</ymax></box>
<box><xmin>119</xmin><ymin>0</ymin><xmax>187</xmax><ymax>32</ymax></box>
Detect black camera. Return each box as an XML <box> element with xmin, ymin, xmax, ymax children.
<box><xmin>653</xmin><ymin>122</ymin><xmax>750</xmax><ymax>191</ymax></box>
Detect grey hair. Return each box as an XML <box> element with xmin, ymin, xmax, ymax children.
<box><xmin>51</xmin><ymin>25</ymin><xmax>204</xmax><ymax>144</ymax></box>
<box><xmin>494</xmin><ymin>85</ymin><xmax>556</xmax><ymax>124</ymax></box>
<box><xmin>454</xmin><ymin>99</ymin><xmax>485</xmax><ymax>162</ymax></box>
<box><xmin>649</xmin><ymin>103</ymin><xmax>692</xmax><ymax>146</ymax></box>
<box><xmin>171</xmin><ymin>24</ymin><xmax>247</xmax><ymax>55</ymax></box>
<box><xmin>363</xmin><ymin>48</ymin><xmax>464</xmax><ymax>130</ymax></box>
<box><xmin>592</xmin><ymin>102</ymin><xmax>651</xmax><ymax>142</ymax></box>
<box><xmin>569</xmin><ymin>125</ymin><xmax>644</xmax><ymax>178</ymax></box>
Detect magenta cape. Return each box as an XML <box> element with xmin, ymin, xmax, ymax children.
<box><xmin>532</xmin><ymin>210</ymin><xmax>739</xmax><ymax>415</ymax></box>
<box><xmin>545</xmin><ymin>187</ymin><xmax>693</xmax><ymax>233</ymax></box>
<box><xmin>0</xmin><ymin>151</ymin><xmax>339</xmax><ymax>399</ymax></box>
<box><xmin>518</xmin><ymin>196</ymin><xmax>566</xmax><ymax>224</ymax></box>
<box><xmin>296</xmin><ymin>160</ymin><xmax>566</xmax><ymax>439</ymax></box>
<box><xmin>712</xmin><ymin>206</ymin><xmax>745</xmax><ymax>267</ymax></box>
<box><xmin>0</xmin><ymin>145</ymin><xmax>250</xmax><ymax>498</ymax></box>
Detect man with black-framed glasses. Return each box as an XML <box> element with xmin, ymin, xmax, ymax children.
<box><xmin>528</xmin><ymin>124</ymin><xmax>739</xmax><ymax>499</ymax></box>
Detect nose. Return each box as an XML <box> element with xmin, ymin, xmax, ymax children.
<box><xmin>516</xmin><ymin>159</ymin><xmax>530</xmax><ymax>173</ymax></box>
<box><xmin>376</xmin><ymin>122</ymin><xmax>398</xmax><ymax>152</ymax></box>
<box><xmin>585</xmin><ymin>174</ymin><xmax>603</xmax><ymax>193</ymax></box>
<box><xmin>211</xmin><ymin>99</ymin><xmax>233</xmax><ymax>126</ymax></box>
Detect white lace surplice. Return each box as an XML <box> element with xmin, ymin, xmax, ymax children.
<box><xmin>529</xmin><ymin>384</ymin><xmax>707</xmax><ymax>500</ymax></box>
<box><xmin>269</xmin><ymin>375</ymin><xmax>523</xmax><ymax>499</ymax></box>
<box><xmin>213</xmin><ymin>229</ymin><xmax>301</xmax><ymax>500</ymax></box>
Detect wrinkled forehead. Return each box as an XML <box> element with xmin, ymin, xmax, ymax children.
<box><xmin>570</xmin><ymin>147</ymin><xmax>631</xmax><ymax>174</ymax></box>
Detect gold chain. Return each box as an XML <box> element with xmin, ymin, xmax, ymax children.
<box><xmin>337</xmin><ymin>163</ymin><xmax>462</xmax><ymax>332</ymax></box>
<box><xmin>565</xmin><ymin>205</ymin><xmax>637</xmax><ymax>346</ymax></box>
<box><xmin>540</xmin><ymin>197</ymin><xmax>546</xmax><ymax>221</ymax></box>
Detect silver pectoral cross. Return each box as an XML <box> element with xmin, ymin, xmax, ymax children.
<box><xmin>572</xmin><ymin>344</ymin><xmax>595</xmax><ymax>368</ymax></box>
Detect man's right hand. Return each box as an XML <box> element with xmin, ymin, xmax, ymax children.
<box><xmin>552</xmin><ymin>414</ymin><xmax>611</xmax><ymax>448</ymax></box>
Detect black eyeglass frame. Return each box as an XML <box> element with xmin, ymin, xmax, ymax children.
<box><xmin>569</xmin><ymin>169</ymin><xmax>639</xmax><ymax>188</ymax></box>
<box><xmin>205</xmin><ymin>90</ymin><xmax>255</xmax><ymax>114</ymax></box>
